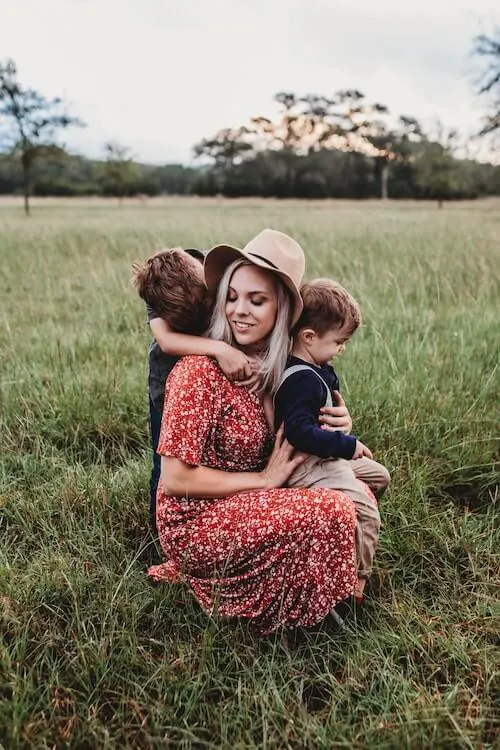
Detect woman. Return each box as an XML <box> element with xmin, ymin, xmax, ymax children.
<box><xmin>148</xmin><ymin>229</ymin><xmax>357</xmax><ymax>634</ymax></box>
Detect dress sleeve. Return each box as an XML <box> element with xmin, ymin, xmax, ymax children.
<box><xmin>157</xmin><ymin>356</ymin><xmax>220</xmax><ymax>466</ymax></box>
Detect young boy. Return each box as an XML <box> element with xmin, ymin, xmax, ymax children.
<box><xmin>274</xmin><ymin>278</ymin><xmax>390</xmax><ymax>599</ymax></box>
<box><xmin>132</xmin><ymin>247</ymin><xmax>253</xmax><ymax>531</ymax></box>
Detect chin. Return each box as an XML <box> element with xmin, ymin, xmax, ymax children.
<box><xmin>236</xmin><ymin>334</ymin><xmax>259</xmax><ymax>347</ymax></box>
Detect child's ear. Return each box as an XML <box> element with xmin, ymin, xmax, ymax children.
<box><xmin>299</xmin><ymin>328</ymin><xmax>316</xmax><ymax>346</ymax></box>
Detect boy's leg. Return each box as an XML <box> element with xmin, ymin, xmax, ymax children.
<box><xmin>351</xmin><ymin>457</ymin><xmax>390</xmax><ymax>498</ymax></box>
<box><xmin>149</xmin><ymin>398</ymin><xmax>162</xmax><ymax>532</ymax></box>
<box><xmin>287</xmin><ymin>457</ymin><xmax>380</xmax><ymax>580</ymax></box>
<box><xmin>285</xmin><ymin>454</ymin><xmax>328</xmax><ymax>488</ymax></box>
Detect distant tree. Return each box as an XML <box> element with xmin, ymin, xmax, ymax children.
<box><xmin>193</xmin><ymin>127</ymin><xmax>254</xmax><ymax>191</ymax></box>
<box><xmin>251</xmin><ymin>91</ymin><xmax>344</xmax><ymax>155</ymax></box>
<box><xmin>0</xmin><ymin>58</ymin><xmax>83</xmax><ymax>215</ymax></box>
<box><xmin>305</xmin><ymin>90</ymin><xmax>423</xmax><ymax>199</ymax></box>
<box><xmin>473</xmin><ymin>28</ymin><xmax>500</xmax><ymax>135</ymax></box>
<box><xmin>193</xmin><ymin>127</ymin><xmax>254</xmax><ymax>167</ymax></box>
<box><xmin>154</xmin><ymin>164</ymin><xmax>196</xmax><ymax>194</ymax></box>
<box><xmin>361</xmin><ymin>115</ymin><xmax>423</xmax><ymax>200</ymax></box>
<box><xmin>101</xmin><ymin>141</ymin><xmax>139</xmax><ymax>201</ymax></box>
<box><xmin>253</xmin><ymin>90</ymin><xmax>423</xmax><ymax>198</ymax></box>
<box><xmin>414</xmin><ymin>126</ymin><xmax>466</xmax><ymax>207</ymax></box>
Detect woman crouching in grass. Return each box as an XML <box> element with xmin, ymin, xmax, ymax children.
<box><xmin>148</xmin><ymin>229</ymin><xmax>358</xmax><ymax>635</ymax></box>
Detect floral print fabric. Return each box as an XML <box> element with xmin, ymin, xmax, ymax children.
<box><xmin>148</xmin><ymin>356</ymin><xmax>357</xmax><ymax>634</ymax></box>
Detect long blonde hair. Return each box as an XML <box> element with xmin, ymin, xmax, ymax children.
<box><xmin>206</xmin><ymin>259</ymin><xmax>292</xmax><ymax>395</ymax></box>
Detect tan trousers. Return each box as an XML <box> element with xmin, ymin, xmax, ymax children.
<box><xmin>286</xmin><ymin>455</ymin><xmax>390</xmax><ymax>578</ymax></box>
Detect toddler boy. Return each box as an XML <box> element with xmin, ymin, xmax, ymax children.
<box><xmin>274</xmin><ymin>278</ymin><xmax>390</xmax><ymax>598</ymax></box>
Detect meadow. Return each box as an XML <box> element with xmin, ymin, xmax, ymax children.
<box><xmin>0</xmin><ymin>196</ymin><xmax>499</xmax><ymax>749</ymax></box>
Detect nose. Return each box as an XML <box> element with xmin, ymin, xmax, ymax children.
<box><xmin>233</xmin><ymin>297</ymin><xmax>250</xmax><ymax>316</ymax></box>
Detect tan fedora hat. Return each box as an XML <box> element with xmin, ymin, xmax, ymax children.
<box><xmin>204</xmin><ymin>229</ymin><xmax>306</xmax><ymax>326</ymax></box>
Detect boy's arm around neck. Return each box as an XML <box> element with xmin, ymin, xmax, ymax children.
<box><xmin>150</xmin><ymin>317</ymin><xmax>229</xmax><ymax>359</ymax></box>
<box><xmin>149</xmin><ymin>317</ymin><xmax>252</xmax><ymax>380</ymax></box>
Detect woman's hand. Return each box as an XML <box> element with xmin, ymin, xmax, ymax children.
<box><xmin>260</xmin><ymin>426</ymin><xmax>306</xmax><ymax>488</ymax></box>
<box><xmin>214</xmin><ymin>341</ymin><xmax>253</xmax><ymax>382</ymax></box>
<box><xmin>319</xmin><ymin>390</ymin><xmax>353</xmax><ymax>434</ymax></box>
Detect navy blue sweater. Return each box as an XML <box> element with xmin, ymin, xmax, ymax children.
<box><xmin>274</xmin><ymin>356</ymin><xmax>357</xmax><ymax>460</ymax></box>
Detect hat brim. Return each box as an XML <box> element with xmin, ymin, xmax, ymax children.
<box><xmin>204</xmin><ymin>244</ymin><xmax>303</xmax><ymax>327</ymax></box>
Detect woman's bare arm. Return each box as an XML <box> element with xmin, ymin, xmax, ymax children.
<box><xmin>161</xmin><ymin>427</ymin><xmax>305</xmax><ymax>497</ymax></box>
<box><xmin>161</xmin><ymin>457</ymin><xmax>268</xmax><ymax>497</ymax></box>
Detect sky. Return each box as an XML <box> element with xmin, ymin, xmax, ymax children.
<box><xmin>2</xmin><ymin>0</ymin><xmax>499</xmax><ymax>164</ymax></box>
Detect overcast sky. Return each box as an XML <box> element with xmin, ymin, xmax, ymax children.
<box><xmin>2</xmin><ymin>0</ymin><xmax>498</xmax><ymax>164</ymax></box>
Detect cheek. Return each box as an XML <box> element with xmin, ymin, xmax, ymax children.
<box><xmin>260</xmin><ymin>303</ymin><xmax>278</xmax><ymax>331</ymax></box>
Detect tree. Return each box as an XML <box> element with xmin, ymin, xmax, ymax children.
<box><xmin>258</xmin><ymin>90</ymin><xmax>423</xmax><ymax>198</ymax></box>
<box><xmin>101</xmin><ymin>141</ymin><xmax>139</xmax><ymax>200</ymax></box>
<box><xmin>304</xmin><ymin>91</ymin><xmax>423</xmax><ymax>199</ymax></box>
<box><xmin>193</xmin><ymin>127</ymin><xmax>254</xmax><ymax>191</ymax></box>
<box><xmin>473</xmin><ymin>28</ymin><xmax>500</xmax><ymax>135</ymax></box>
<box><xmin>0</xmin><ymin>58</ymin><xmax>83</xmax><ymax>215</ymax></box>
<box><xmin>414</xmin><ymin>126</ymin><xmax>467</xmax><ymax>207</ymax></box>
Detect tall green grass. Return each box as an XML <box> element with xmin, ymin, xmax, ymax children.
<box><xmin>1</xmin><ymin>198</ymin><xmax>499</xmax><ymax>749</ymax></box>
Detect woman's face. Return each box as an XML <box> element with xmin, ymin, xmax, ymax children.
<box><xmin>225</xmin><ymin>264</ymin><xmax>279</xmax><ymax>351</ymax></box>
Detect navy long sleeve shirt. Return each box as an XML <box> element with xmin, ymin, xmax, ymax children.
<box><xmin>274</xmin><ymin>356</ymin><xmax>357</xmax><ymax>460</ymax></box>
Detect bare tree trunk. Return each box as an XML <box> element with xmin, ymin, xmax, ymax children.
<box><xmin>22</xmin><ymin>169</ymin><xmax>30</xmax><ymax>216</ymax></box>
<box><xmin>381</xmin><ymin>162</ymin><xmax>389</xmax><ymax>200</ymax></box>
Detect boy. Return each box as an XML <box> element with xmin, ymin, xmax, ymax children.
<box><xmin>132</xmin><ymin>247</ymin><xmax>253</xmax><ymax>530</ymax></box>
<box><xmin>274</xmin><ymin>278</ymin><xmax>390</xmax><ymax>600</ymax></box>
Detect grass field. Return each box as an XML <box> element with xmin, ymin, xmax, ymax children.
<box><xmin>1</xmin><ymin>196</ymin><xmax>499</xmax><ymax>749</ymax></box>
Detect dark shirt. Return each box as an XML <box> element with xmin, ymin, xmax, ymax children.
<box><xmin>147</xmin><ymin>305</ymin><xmax>180</xmax><ymax>412</ymax></box>
<box><xmin>146</xmin><ymin>248</ymin><xmax>205</xmax><ymax>412</ymax></box>
<box><xmin>274</xmin><ymin>355</ymin><xmax>357</xmax><ymax>460</ymax></box>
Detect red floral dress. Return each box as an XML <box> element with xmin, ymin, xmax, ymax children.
<box><xmin>148</xmin><ymin>356</ymin><xmax>357</xmax><ymax>635</ymax></box>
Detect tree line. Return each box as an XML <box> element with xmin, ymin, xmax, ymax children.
<box><xmin>1</xmin><ymin>26</ymin><xmax>499</xmax><ymax>213</ymax></box>
<box><xmin>191</xmin><ymin>92</ymin><xmax>500</xmax><ymax>205</ymax></box>
<box><xmin>0</xmin><ymin>147</ymin><xmax>197</xmax><ymax>199</ymax></box>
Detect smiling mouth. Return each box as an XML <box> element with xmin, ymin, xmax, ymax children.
<box><xmin>232</xmin><ymin>321</ymin><xmax>254</xmax><ymax>331</ymax></box>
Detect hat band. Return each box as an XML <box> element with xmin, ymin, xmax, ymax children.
<box><xmin>247</xmin><ymin>252</ymin><xmax>279</xmax><ymax>271</ymax></box>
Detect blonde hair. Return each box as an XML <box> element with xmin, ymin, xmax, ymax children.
<box><xmin>206</xmin><ymin>259</ymin><xmax>292</xmax><ymax>395</ymax></box>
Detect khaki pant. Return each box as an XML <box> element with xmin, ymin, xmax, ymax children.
<box><xmin>286</xmin><ymin>455</ymin><xmax>390</xmax><ymax>578</ymax></box>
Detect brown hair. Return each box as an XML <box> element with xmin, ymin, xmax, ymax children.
<box><xmin>294</xmin><ymin>278</ymin><xmax>362</xmax><ymax>338</ymax></box>
<box><xmin>132</xmin><ymin>248</ymin><xmax>209</xmax><ymax>333</ymax></box>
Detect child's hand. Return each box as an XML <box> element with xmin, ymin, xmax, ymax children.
<box><xmin>214</xmin><ymin>342</ymin><xmax>253</xmax><ymax>382</ymax></box>
<box><xmin>352</xmin><ymin>440</ymin><xmax>373</xmax><ymax>460</ymax></box>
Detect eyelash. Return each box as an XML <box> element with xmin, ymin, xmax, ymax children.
<box><xmin>227</xmin><ymin>297</ymin><xmax>264</xmax><ymax>306</ymax></box>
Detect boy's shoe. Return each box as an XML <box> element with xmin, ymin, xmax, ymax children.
<box><xmin>330</xmin><ymin>597</ymin><xmax>353</xmax><ymax>629</ymax></box>
<box><xmin>330</xmin><ymin>595</ymin><xmax>364</xmax><ymax>629</ymax></box>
